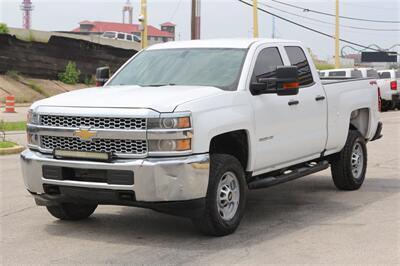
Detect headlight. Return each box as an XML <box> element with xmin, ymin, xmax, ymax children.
<box><xmin>27</xmin><ymin>110</ymin><xmax>39</xmax><ymax>148</ymax></box>
<box><xmin>147</xmin><ymin>113</ymin><xmax>192</xmax><ymax>154</ymax></box>
<box><xmin>27</xmin><ymin>110</ymin><xmax>39</xmax><ymax>125</ymax></box>
<box><xmin>148</xmin><ymin>116</ymin><xmax>190</xmax><ymax>129</ymax></box>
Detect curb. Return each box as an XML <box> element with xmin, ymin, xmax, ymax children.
<box><xmin>0</xmin><ymin>145</ymin><xmax>25</xmax><ymax>155</ymax></box>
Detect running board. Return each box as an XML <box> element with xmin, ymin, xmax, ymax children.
<box><xmin>248</xmin><ymin>160</ymin><xmax>330</xmax><ymax>190</ymax></box>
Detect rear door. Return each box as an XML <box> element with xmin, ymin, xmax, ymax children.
<box><xmin>283</xmin><ymin>46</ymin><xmax>328</xmax><ymax>159</ymax></box>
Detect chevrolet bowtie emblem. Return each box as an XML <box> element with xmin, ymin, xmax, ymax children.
<box><xmin>73</xmin><ymin>128</ymin><xmax>97</xmax><ymax>141</ymax></box>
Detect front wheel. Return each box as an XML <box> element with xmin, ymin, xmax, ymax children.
<box><xmin>192</xmin><ymin>154</ymin><xmax>247</xmax><ymax>236</ymax></box>
<box><xmin>330</xmin><ymin>130</ymin><xmax>367</xmax><ymax>190</ymax></box>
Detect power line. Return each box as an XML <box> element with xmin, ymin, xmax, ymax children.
<box><xmin>270</xmin><ymin>0</ymin><xmax>400</xmax><ymax>23</ymax></box>
<box><xmin>258</xmin><ymin>2</ymin><xmax>400</xmax><ymax>32</ymax></box>
<box><xmin>169</xmin><ymin>0</ymin><xmax>183</xmax><ymax>21</ymax></box>
<box><xmin>237</xmin><ymin>0</ymin><xmax>400</xmax><ymax>55</ymax></box>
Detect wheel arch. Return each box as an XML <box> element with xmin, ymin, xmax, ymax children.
<box><xmin>209</xmin><ymin>129</ymin><xmax>252</xmax><ymax>172</ymax></box>
<box><xmin>349</xmin><ymin>108</ymin><xmax>371</xmax><ymax>138</ymax></box>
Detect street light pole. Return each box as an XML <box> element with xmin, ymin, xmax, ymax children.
<box><xmin>335</xmin><ymin>0</ymin><xmax>340</xmax><ymax>68</ymax></box>
<box><xmin>141</xmin><ymin>0</ymin><xmax>148</xmax><ymax>49</ymax></box>
<box><xmin>253</xmin><ymin>0</ymin><xmax>259</xmax><ymax>38</ymax></box>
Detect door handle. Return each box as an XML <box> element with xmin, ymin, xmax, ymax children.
<box><xmin>315</xmin><ymin>95</ymin><xmax>326</xmax><ymax>101</ymax></box>
<box><xmin>288</xmin><ymin>100</ymin><xmax>299</xmax><ymax>106</ymax></box>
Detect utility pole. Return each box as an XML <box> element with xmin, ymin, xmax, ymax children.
<box><xmin>335</xmin><ymin>0</ymin><xmax>340</xmax><ymax>68</ymax></box>
<box><xmin>140</xmin><ymin>0</ymin><xmax>148</xmax><ymax>49</ymax></box>
<box><xmin>253</xmin><ymin>0</ymin><xmax>259</xmax><ymax>38</ymax></box>
<box><xmin>191</xmin><ymin>0</ymin><xmax>201</xmax><ymax>39</ymax></box>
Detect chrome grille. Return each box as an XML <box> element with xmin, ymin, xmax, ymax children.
<box><xmin>40</xmin><ymin>136</ymin><xmax>147</xmax><ymax>155</ymax></box>
<box><xmin>40</xmin><ymin>115</ymin><xmax>147</xmax><ymax>130</ymax></box>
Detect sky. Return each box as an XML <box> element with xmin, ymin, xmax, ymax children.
<box><xmin>0</xmin><ymin>0</ymin><xmax>399</xmax><ymax>60</ymax></box>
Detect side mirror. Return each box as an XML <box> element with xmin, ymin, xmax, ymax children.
<box><xmin>95</xmin><ymin>66</ymin><xmax>110</xmax><ymax>87</ymax></box>
<box><xmin>250</xmin><ymin>66</ymin><xmax>299</xmax><ymax>96</ymax></box>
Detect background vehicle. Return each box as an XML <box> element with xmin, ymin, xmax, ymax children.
<box><xmin>378</xmin><ymin>69</ymin><xmax>400</xmax><ymax>110</ymax></box>
<box><xmin>101</xmin><ymin>31</ymin><xmax>141</xmax><ymax>43</ymax></box>
<box><xmin>320</xmin><ymin>67</ymin><xmax>397</xmax><ymax>111</ymax></box>
<box><xmin>21</xmin><ymin>39</ymin><xmax>382</xmax><ymax>236</ymax></box>
<box><xmin>320</xmin><ymin>67</ymin><xmax>379</xmax><ymax>79</ymax></box>
<box><xmin>320</xmin><ymin>68</ymin><xmax>363</xmax><ymax>78</ymax></box>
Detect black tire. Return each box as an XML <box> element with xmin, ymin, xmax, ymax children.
<box><xmin>46</xmin><ymin>203</ymin><xmax>97</xmax><ymax>220</ymax></box>
<box><xmin>330</xmin><ymin>130</ymin><xmax>367</xmax><ymax>190</ymax></box>
<box><xmin>192</xmin><ymin>154</ymin><xmax>247</xmax><ymax>236</ymax></box>
<box><xmin>381</xmin><ymin>100</ymin><xmax>393</xmax><ymax>112</ymax></box>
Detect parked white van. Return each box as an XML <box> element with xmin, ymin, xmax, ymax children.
<box><xmin>101</xmin><ymin>31</ymin><xmax>141</xmax><ymax>43</ymax></box>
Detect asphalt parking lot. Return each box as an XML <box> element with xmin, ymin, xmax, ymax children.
<box><xmin>1</xmin><ymin>111</ymin><xmax>399</xmax><ymax>265</ymax></box>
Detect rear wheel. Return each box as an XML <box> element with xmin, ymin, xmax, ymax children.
<box><xmin>381</xmin><ymin>100</ymin><xmax>394</xmax><ymax>112</ymax></box>
<box><xmin>46</xmin><ymin>203</ymin><xmax>97</xmax><ymax>220</ymax></box>
<box><xmin>330</xmin><ymin>130</ymin><xmax>367</xmax><ymax>190</ymax></box>
<box><xmin>192</xmin><ymin>154</ymin><xmax>246</xmax><ymax>236</ymax></box>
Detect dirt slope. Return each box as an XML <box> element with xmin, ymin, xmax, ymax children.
<box><xmin>0</xmin><ymin>75</ymin><xmax>90</xmax><ymax>103</ymax></box>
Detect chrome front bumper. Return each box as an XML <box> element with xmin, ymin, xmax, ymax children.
<box><xmin>20</xmin><ymin>150</ymin><xmax>210</xmax><ymax>202</ymax></box>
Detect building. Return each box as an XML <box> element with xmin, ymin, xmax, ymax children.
<box><xmin>72</xmin><ymin>21</ymin><xmax>176</xmax><ymax>44</ymax></box>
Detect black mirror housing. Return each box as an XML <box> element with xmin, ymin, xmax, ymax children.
<box><xmin>250</xmin><ymin>66</ymin><xmax>299</xmax><ymax>96</ymax></box>
<box><xmin>95</xmin><ymin>66</ymin><xmax>110</xmax><ymax>87</ymax></box>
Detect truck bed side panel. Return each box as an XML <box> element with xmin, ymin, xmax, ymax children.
<box><xmin>323</xmin><ymin>79</ymin><xmax>379</xmax><ymax>155</ymax></box>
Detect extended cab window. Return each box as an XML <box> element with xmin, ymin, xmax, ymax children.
<box><xmin>284</xmin><ymin>46</ymin><xmax>314</xmax><ymax>86</ymax></box>
<box><xmin>251</xmin><ymin>47</ymin><xmax>283</xmax><ymax>82</ymax></box>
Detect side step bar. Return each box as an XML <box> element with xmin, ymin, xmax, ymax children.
<box><xmin>248</xmin><ymin>160</ymin><xmax>330</xmax><ymax>190</ymax></box>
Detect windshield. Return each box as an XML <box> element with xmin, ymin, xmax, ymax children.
<box><xmin>107</xmin><ymin>48</ymin><xmax>247</xmax><ymax>90</ymax></box>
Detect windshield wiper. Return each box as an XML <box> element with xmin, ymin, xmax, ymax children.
<box><xmin>139</xmin><ymin>83</ymin><xmax>176</xmax><ymax>87</ymax></box>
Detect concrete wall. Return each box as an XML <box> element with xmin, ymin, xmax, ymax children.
<box><xmin>0</xmin><ymin>33</ymin><xmax>137</xmax><ymax>81</ymax></box>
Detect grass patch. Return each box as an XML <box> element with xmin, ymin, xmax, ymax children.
<box><xmin>0</xmin><ymin>141</ymin><xmax>17</xmax><ymax>148</ymax></box>
<box><xmin>6</xmin><ymin>70</ymin><xmax>21</xmax><ymax>81</ymax></box>
<box><xmin>0</xmin><ymin>121</ymin><xmax>27</xmax><ymax>131</ymax></box>
<box><xmin>5</xmin><ymin>71</ymin><xmax>49</xmax><ymax>97</ymax></box>
<box><xmin>26</xmin><ymin>81</ymin><xmax>49</xmax><ymax>97</ymax></box>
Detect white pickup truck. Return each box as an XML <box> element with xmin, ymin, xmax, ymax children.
<box><xmin>21</xmin><ymin>39</ymin><xmax>382</xmax><ymax>236</ymax></box>
<box><xmin>378</xmin><ymin>69</ymin><xmax>400</xmax><ymax>110</ymax></box>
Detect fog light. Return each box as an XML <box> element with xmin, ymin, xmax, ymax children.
<box><xmin>158</xmin><ymin>139</ymin><xmax>176</xmax><ymax>151</ymax></box>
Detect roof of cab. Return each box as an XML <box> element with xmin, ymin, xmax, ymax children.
<box><xmin>147</xmin><ymin>38</ymin><xmax>302</xmax><ymax>50</ymax></box>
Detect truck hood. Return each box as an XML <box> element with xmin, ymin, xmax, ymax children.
<box><xmin>32</xmin><ymin>85</ymin><xmax>227</xmax><ymax>112</ymax></box>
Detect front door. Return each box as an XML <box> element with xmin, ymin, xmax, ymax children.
<box><xmin>251</xmin><ymin>45</ymin><xmax>327</xmax><ymax>173</ymax></box>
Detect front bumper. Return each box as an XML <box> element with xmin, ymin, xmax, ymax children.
<box><xmin>20</xmin><ymin>149</ymin><xmax>210</xmax><ymax>203</ymax></box>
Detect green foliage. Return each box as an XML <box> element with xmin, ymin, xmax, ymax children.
<box><xmin>0</xmin><ymin>23</ymin><xmax>9</xmax><ymax>34</ymax></box>
<box><xmin>315</xmin><ymin>63</ymin><xmax>335</xmax><ymax>70</ymax></box>
<box><xmin>84</xmin><ymin>75</ymin><xmax>95</xmax><ymax>86</ymax></box>
<box><xmin>0</xmin><ymin>141</ymin><xmax>17</xmax><ymax>148</ymax></box>
<box><xmin>58</xmin><ymin>61</ymin><xmax>81</xmax><ymax>85</ymax></box>
<box><xmin>0</xmin><ymin>121</ymin><xmax>27</xmax><ymax>131</ymax></box>
<box><xmin>6</xmin><ymin>70</ymin><xmax>21</xmax><ymax>81</ymax></box>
